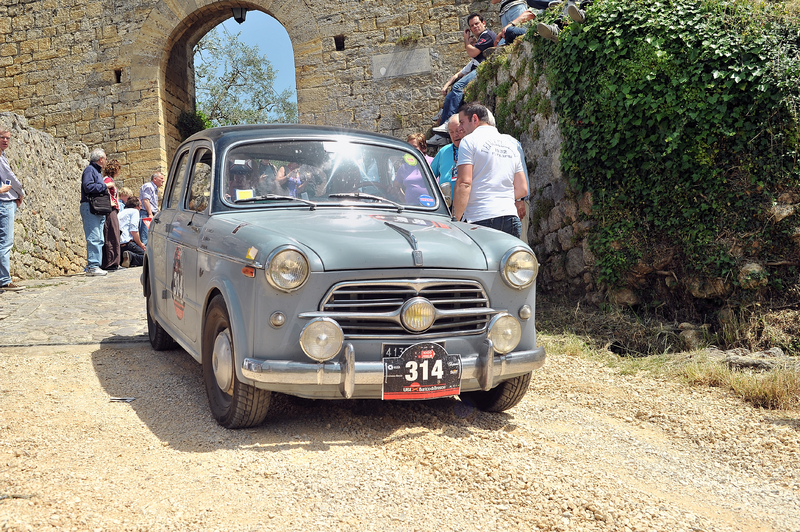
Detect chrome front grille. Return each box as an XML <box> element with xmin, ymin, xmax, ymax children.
<box><xmin>301</xmin><ymin>279</ymin><xmax>497</xmax><ymax>339</ymax></box>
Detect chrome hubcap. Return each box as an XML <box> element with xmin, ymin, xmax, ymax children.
<box><xmin>212</xmin><ymin>329</ymin><xmax>233</xmax><ymax>394</ymax></box>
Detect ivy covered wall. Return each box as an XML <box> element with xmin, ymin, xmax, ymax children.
<box><xmin>469</xmin><ymin>0</ymin><xmax>800</xmax><ymax>316</ymax></box>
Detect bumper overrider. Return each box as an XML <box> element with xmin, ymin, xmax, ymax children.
<box><xmin>242</xmin><ymin>340</ymin><xmax>546</xmax><ymax>399</ymax></box>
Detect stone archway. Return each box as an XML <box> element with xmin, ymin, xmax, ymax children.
<box><xmin>123</xmin><ymin>0</ymin><xmax>327</xmax><ymax>174</ymax></box>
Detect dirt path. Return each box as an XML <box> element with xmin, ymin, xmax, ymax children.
<box><xmin>1</xmin><ymin>340</ymin><xmax>798</xmax><ymax>532</ymax></box>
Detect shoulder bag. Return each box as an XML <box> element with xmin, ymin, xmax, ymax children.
<box><xmin>88</xmin><ymin>191</ymin><xmax>113</xmax><ymax>215</ymax></box>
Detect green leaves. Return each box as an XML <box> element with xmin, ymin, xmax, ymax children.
<box><xmin>545</xmin><ymin>0</ymin><xmax>800</xmax><ymax>287</ymax></box>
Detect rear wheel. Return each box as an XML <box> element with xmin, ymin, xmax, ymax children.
<box><xmin>459</xmin><ymin>372</ymin><xmax>532</xmax><ymax>412</ymax></box>
<box><xmin>147</xmin><ymin>292</ymin><xmax>177</xmax><ymax>350</ymax></box>
<box><xmin>202</xmin><ymin>295</ymin><xmax>271</xmax><ymax>428</ymax></box>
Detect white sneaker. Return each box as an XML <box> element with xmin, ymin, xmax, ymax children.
<box><xmin>428</xmin><ymin>133</ymin><xmax>451</xmax><ymax>146</ymax></box>
<box><xmin>567</xmin><ymin>4</ymin><xmax>586</xmax><ymax>23</ymax></box>
<box><xmin>537</xmin><ymin>23</ymin><xmax>560</xmax><ymax>43</ymax></box>
<box><xmin>432</xmin><ymin>123</ymin><xmax>450</xmax><ymax>134</ymax></box>
<box><xmin>121</xmin><ymin>251</ymin><xmax>131</xmax><ymax>268</ymax></box>
<box><xmin>86</xmin><ymin>267</ymin><xmax>108</xmax><ymax>277</ymax></box>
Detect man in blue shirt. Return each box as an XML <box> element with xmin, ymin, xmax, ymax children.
<box><xmin>430</xmin><ymin>115</ymin><xmax>465</xmax><ymax>194</ymax></box>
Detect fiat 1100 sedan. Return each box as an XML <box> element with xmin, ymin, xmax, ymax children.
<box><xmin>142</xmin><ymin>124</ymin><xmax>545</xmax><ymax>428</ymax></box>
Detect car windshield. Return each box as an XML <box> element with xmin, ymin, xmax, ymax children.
<box><xmin>222</xmin><ymin>140</ymin><xmax>439</xmax><ymax>209</ymax></box>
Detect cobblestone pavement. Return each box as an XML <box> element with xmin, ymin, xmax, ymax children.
<box><xmin>0</xmin><ymin>268</ymin><xmax>147</xmax><ymax>346</ymax></box>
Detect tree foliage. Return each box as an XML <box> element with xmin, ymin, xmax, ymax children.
<box><xmin>194</xmin><ymin>27</ymin><xmax>298</xmax><ymax>126</ymax></box>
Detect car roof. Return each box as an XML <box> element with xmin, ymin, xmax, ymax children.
<box><xmin>183</xmin><ymin>124</ymin><xmax>412</xmax><ymax>152</ymax></box>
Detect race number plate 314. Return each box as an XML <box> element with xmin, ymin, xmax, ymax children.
<box><xmin>382</xmin><ymin>342</ymin><xmax>462</xmax><ymax>400</ymax></box>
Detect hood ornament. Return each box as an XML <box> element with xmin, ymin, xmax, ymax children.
<box><xmin>385</xmin><ymin>222</ymin><xmax>423</xmax><ymax>267</ymax></box>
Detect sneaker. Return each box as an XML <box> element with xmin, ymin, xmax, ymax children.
<box><xmin>567</xmin><ymin>4</ymin><xmax>585</xmax><ymax>23</ymax></box>
<box><xmin>0</xmin><ymin>282</ymin><xmax>24</xmax><ymax>291</ymax></box>
<box><xmin>432</xmin><ymin>122</ymin><xmax>450</xmax><ymax>134</ymax></box>
<box><xmin>86</xmin><ymin>267</ymin><xmax>108</xmax><ymax>277</ymax></box>
<box><xmin>432</xmin><ymin>109</ymin><xmax>442</xmax><ymax>124</ymax></box>
<box><xmin>537</xmin><ymin>23</ymin><xmax>560</xmax><ymax>43</ymax></box>
<box><xmin>121</xmin><ymin>251</ymin><xmax>131</xmax><ymax>268</ymax></box>
<box><xmin>427</xmin><ymin>133</ymin><xmax>451</xmax><ymax>147</ymax></box>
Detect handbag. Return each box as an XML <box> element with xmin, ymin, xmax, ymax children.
<box><xmin>88</xmin><ymin>191</ymin><xmax>113</xmax><ymax>215</ymax></box>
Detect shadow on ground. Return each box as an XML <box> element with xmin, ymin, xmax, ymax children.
<box><xmin>90</xmin><ymin>343</ymin><xmax>516</xmax><ymax>452</ymax></box>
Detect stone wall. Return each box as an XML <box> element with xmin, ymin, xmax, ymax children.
<box><xmin>474</xmin><ymin>40</ymin><xmax>601</xmax><ymax>302</ymax></box>
<box><xmin>1</xmin><ymin>0</ymin><xmax>507</xmax><ymax>194</ymax></box>
<box><xmin>0</xmin><ymin>112</ymin><xmax>89</xmax><ymax>280</ymax></box>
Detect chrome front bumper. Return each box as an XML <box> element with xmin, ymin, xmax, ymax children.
<box><xmin>242</xmin><ymin>340</ymin><xmax>546</xmax><ymax>399</ymax></box>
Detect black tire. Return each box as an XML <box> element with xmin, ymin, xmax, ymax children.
<box><xmin>202</xmin><ymin>295</ymin><xmax>271</xmax><ymax>429</ymax></box>
<box><xmin>459</xmin><ymin>372</ymin><xmax>533</xmax><ymax>412</ymax></box>
<box><xmin>147</xmin><ymin>292</ymin><xmax>177</xmax><ymax>351</ymax></box>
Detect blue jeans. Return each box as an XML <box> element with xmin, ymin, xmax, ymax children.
<box><xmin>501</xmin><ymin>3</ymin><xmax>529</xmax><ymax>27</ymax></box>
<box><xmin>473</xmin><ymin>215</ymin><xmax>522</xmax><ymax>239</ymax></box>
<box><xmin>80</xmin><ymin>201</ymin><xmax>106</xmax><ymax>269</ymax></box>
<box><xmin>0</xmin><ymin>200</ymin><xmax>16</xmax><ymax>285</ymax></box>
<box><xmin>441</xmin><ymin>69</ymin><xmax>478</xmax><ymax>126</ymax></box>
<box><xmin>139</xmin><ymin>209</ymin><xmax>150</xmax><ymax>246</ymax></box>
<box><xmin>504</xmin><ymin>25</ymin><xmax>528</xmax><ymax>45</ymax></box>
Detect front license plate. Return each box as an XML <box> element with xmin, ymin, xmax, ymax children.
<box><xmin>382</xmin><ymin>342</ymin><xmax>462</xmax><ymax>400</ymax></box>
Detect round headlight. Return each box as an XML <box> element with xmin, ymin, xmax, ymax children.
<box><xmin>488</xmin><ymin>313</ymin><xmax>522</xmax><ymax>354</ymax></box>
<box><xmin>300</xmin><ymin>318</ymin><xmax>344</xmax><ymax>362</ymax></box>
<box><xmin>266</xmin><ymin>247</ymin><xmax>309</xmax><ymax>292</ymax></box>
<box><xmin>501</xmin><ymin>248</ymin><xmax>538</xmax><ymax>290</ymax></box>
<box><xmin>401</xmin><ymin>297</ymin><xmax>436</xmax><ymax>332</ymax></box>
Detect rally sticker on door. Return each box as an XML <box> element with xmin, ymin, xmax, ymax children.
<box><xmin>171</xmin><ymin>246</ymin><xmax>185</xmax><ymax>320</ymax></box>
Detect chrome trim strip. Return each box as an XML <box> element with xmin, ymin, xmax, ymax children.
<box><xmin>298</xmin><ymin>307</ymin><xmax>501</xmax><ymax>323</ymax></box>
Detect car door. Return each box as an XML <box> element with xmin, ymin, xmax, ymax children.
<box><xmin>152</xmin><ymin>147</ymin><xmax>190</xmax><ymax>320</ymax></box>
<box><xmin>166</xmin><ymin>144</ymin><xmax>213</xmax><ymax>346</ymax></box>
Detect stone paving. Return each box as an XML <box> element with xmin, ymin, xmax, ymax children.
<box><xmin>0</xmin><ymin>268</ymin><xmax>148</xmax><ymax>347</ymax></box>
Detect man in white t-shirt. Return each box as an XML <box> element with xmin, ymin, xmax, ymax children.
<box><xmin>118</xmin><ymin>196</ymin><xmax>146</xmax><ymax>267</ymax></box>
<box><xmin>454</xmin><ymin>102</ymin><xmax>528</xmax><ymax>238</ymax></box>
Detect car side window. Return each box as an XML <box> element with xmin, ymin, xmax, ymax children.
<box><xmin>187</xmin><ymin>147</ymin><xmax>213</xmax><ymax>213</ymax></box>
<box><xmin>166</xmin><ymin>150</ymin><xmax>189</xmax><ymax>210</ymax></box>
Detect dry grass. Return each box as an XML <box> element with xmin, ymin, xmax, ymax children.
<box><xmin>537</xmin><ymin>295</ymin><xmax>800</xmax><ymax>410</ymax></box>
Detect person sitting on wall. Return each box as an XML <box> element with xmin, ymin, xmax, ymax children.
<box><xmin>429</xmin><ymin>13</ymin><xmax>497</xmax><ymax>147</ymax></box>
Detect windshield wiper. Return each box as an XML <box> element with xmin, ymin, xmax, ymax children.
<box><xmin>328</xmin><ymin>192</ymin><xmax>404</xmax><ymax>212</ymax></box>
<box><xmin>235</xmin><ymin>194</ymin><xmax>317</xmax><ymax>210</ymax></box>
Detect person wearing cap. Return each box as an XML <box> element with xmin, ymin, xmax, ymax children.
<box><xmin>227</xmin><ymin>159</ymin><xmax>257</xmax><ymax>201</ymax></box>
<box><xmin>138</xmin><ymin>171</ymin><xmax>164</xmax><ymax>246</ymax></box>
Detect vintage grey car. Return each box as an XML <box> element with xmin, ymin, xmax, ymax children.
<box><xmin>142</xmin><ymin>125</ymin><xmax>545</xmax><ymax>428</ymax></box>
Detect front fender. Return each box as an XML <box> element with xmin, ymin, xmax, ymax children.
<box><xmin>201</xmin><ymin>275</ymin><xmax>251</xmax><ymax>383</ymax></box>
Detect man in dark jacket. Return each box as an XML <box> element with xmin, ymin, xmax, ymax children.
<box><xmin>80</xmin><ymin>148</ymin><xmax>110</xmax><ymax>277</ymax></box>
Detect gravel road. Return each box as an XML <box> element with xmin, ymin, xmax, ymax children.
<box><xmin>1</xmin><ymin>338</ymin><xmax>798</xmax><ymax>532</ymax></box>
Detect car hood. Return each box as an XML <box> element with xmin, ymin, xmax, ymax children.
<box><xmin>228</xmin><ymin>210</ymin><xmax>488</xmax><ymax>271</ymax></box>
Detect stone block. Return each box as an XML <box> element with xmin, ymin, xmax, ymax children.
<box><xmin>377</xmin><ymin>13</ymin><xmax>410</xmax><ymax>28</ymax></box>
<box><xmin>544</xmin><ymin>232</ymin><xmax>560</xmax><ymax>254</ymax></box>
<box><xmin>565</xmin><ymin>247</ymin><xmax>585</xmax><ymax>278</ymax></box>
<box><xmin>557</xmin><ymin>225</ymin><xmax>574</xmax><ymax>251</ymax></box>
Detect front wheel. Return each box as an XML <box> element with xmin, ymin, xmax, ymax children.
<box><xmin>147</xmin><ymin>292</ymin><xmax>177</xmax><ymax>351</ymax></box>
<box><xmin>202</xmin><ymin>295</ymin><xmax>271</xmax><ymax>429</ymax></box>
<box><xmin>459</xmin><ymin>372</ymin><xmax>532</xmax><ymax>412</ymax></box>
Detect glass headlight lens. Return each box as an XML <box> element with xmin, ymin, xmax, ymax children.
<box><xmin>501</xmin><ymin>249</ymin><xmax>538</xmax><ymax>290</ymax></box>
<box><xmin>401</xmin><ymin>297</ymin><xmax>436</xmax><ymax>332</ymax></box>
<box><xmin>300</xmin><ymin>318</ymin><xmax>344</xmax><ymax>362</ymax></box>
<box><xmin>266</xmin><ymin>248</ymin><xmax>309</xmax><ymax>291</ymax></box>
<box><xmin>488</xmin><ymin>313</ymin><xmax>522</xmax><ymax>354</ymax></box>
